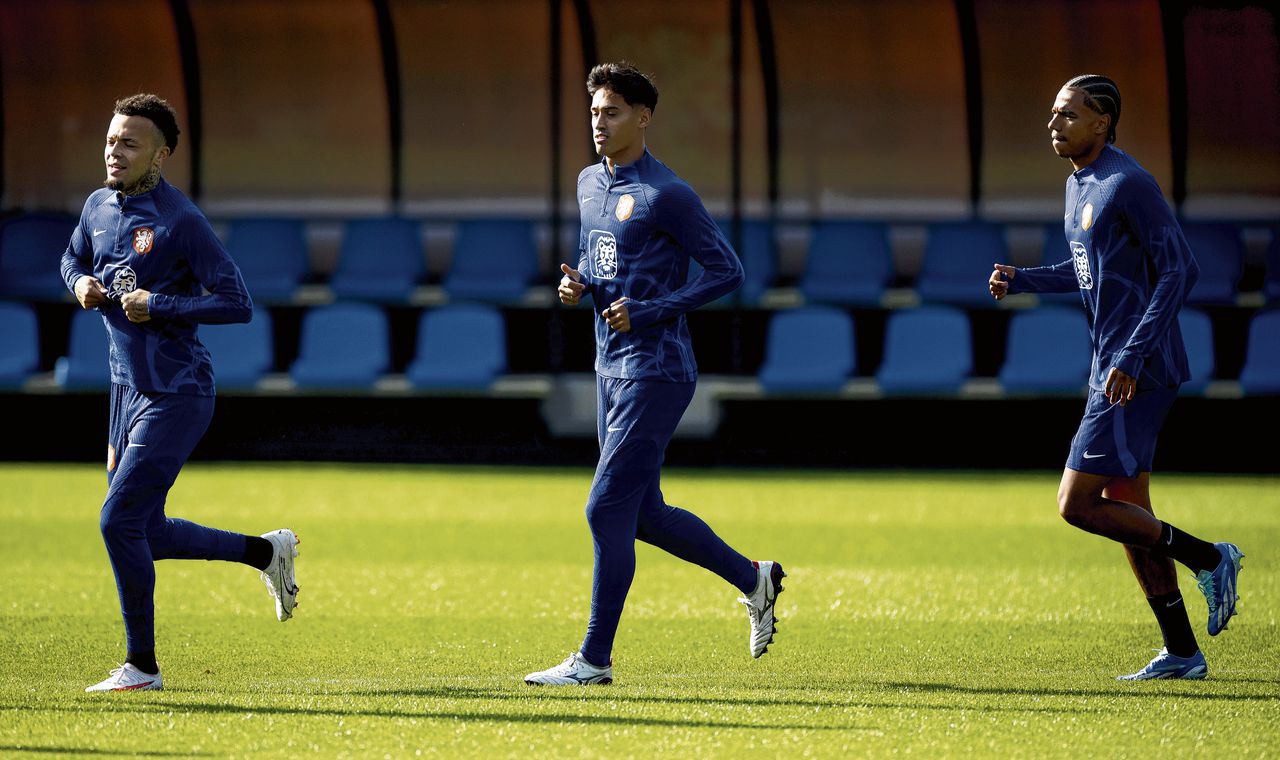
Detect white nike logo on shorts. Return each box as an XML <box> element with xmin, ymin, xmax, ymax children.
<box><xmin>1082</xmin><ymin>451</ymin><xmax>1105</xmax><ymax>459</ymax></box>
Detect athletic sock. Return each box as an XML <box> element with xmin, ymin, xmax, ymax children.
<box><xmin>1146</xmin><ymin>591</ymin><xmax>1199</xmax><ymax>658</ymax></box>
<box><xmin>240</xmin><ymin>536</ymin><xmax>274</xmax><ymax>571</ymax></box>
<box><xmin>126</xmin><ymin>650</ymin><xmax>159</xmax><ymax>675</ymax></box>
<box><xmin>1154</xmin><ymin>522</ymin><xmax>1222</xmax><ymax>574</ymax></box>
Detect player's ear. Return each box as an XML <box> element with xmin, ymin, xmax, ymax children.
<box><xmin>1096</xmin><ymin>114</ymin><xmax>1110</xmax><ymax>137</ymax></box>
<box><xmin>638</xmin><ymin>107</ymin><xmax>652</xmax><ymax>129</ymax></box>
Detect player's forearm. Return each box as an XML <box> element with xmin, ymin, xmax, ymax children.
<box><xmin>1008</xmin><ymin>261</ymin><xmax>1078</xmax><ymax>294</ymax></box>
<box><xmin>148</xmin><ymin>291</ymin><xmax>252</xmax><ymax>324</ymax></box>
<box><xmin>60</xmin><ymin>245</ymin><xmax>93</xmax><ymax>295</ymax></box>
<box><xmin>1113</xmin><ymin>269</ymin><xmax>1190</xmax><ymax>377</ymax></box>
<box><xmin>627</xmin><ymin>257</ymin><xmax>742</xmax><ymax>331</ymax></box>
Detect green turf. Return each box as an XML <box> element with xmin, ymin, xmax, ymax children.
<box><xmin>0</xmin><ymin>463</ymin><xmax>1276</xmax><ymax>758</ymax></box>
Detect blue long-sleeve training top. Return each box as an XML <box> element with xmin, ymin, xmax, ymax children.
<box><xmin>60</xmin><ymin>177</ymin><xmax>252</xmax><ymax>395</ymax></box>
<box><xmin>1009</xmin><ymin>145</ymin><xmax>1199</xmax><ymax>391</ymax></box>
<box><xmin>573</xmin><ymin>149</ymin><xmax>744</xmax><ymax>383</ymax></box>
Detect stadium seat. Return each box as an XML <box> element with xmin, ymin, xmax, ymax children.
<box><xmin>998</xmin><ymin>307</ymin><xmax>1091</xmax><ymax>394</ymax></box>
<box><xmin>1264</xmin><ymin>229</ymin><xmax>1280</xmax><ymax>303</ymax></box>
<box><xmin>199</xmin><ymin>308</ymin><xmax>274</xmax><ymax>391</ymax></box>
<box><xmin>716</xmin><ymin>218</ymin><xmax>776</xmax><ymax>305</ymax></box>
<box><xmin>1178</xmin><ymin>308</ymin><xmax>1215</xmax><ymax>396</ymax></box>
<box><xmin>225</xmin><ymin>218</ymin><xmax>308</xmax><ymax>303</ymax></box>
<box><xmin>290</xmin><ymin>303</ymin><xmax>389</xmax><ymax>389</ymax></box>
<box><xmin>876</xmin><ymin>306</ymin><xmax>972</xmax><ymax>394</ymax></box>
<box><xmin>1183</xmin><ymin>222</ymin><xmax>1243</xmax><ymax>306</ymax></box>
<box><xmin>1238</xmin><ymin>309</ymin><xmax>1280</xmax><ymax>396</ymax></box>
<box><xmin>798</xmin><ymin>221</ymin><xmax>893</xmax><ymax>307</ymax></box>
<box><xmin>406</xmin><ymin>305</ymin><xmax>506</xmax><ymax>390</ymax></box>
<box><xmin>445</xmin><ymin>219</ymin><xmax>538</xmax><ymax>303</ymax></box>
<box><xmin>331</xmin><ymin>218</ymin><xmax>425</xmax><ymax>303</ymax></box>
<box><xmin>917</xmin><ymin>221</ymin><xmax>1008</xmax><ymax>307</ymax></box>
<box><xmin>55</xmin><ymin>309</ymin><xmax>111</xmax><ymax>390</ymax></box>
<box><xmin>0</xmin><ymin>302</ymin><xmax>39</xmax><ymax>389</ymax></box>
<box><xmin>0</xmin><ymin>213</ymin><xmax>78</xmax><ymax>301</ymax></box>
<box><xmin>757</xmin><ymin>307</ymin><xmax>855</xmax><ymax>394</ymax></box>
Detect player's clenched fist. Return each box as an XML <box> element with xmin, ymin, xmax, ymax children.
<box><xmin>558</xmin><ymin>263</ymin><xmax>585</xmax><ymax>306</ymax></box>
<box><xmin>603</xmin><ymin>298</ymin><xmax>631</xmax><ymax>333</ymax></box>
<box><xmin>121</xmin><ymin>289</ymin><xmax>152</xmax><ymax>323</ymax></box>
<box><xmin>74</xmin><ymin>275</ymin><xmax>109</xmax><ymax>309</ymax></box>
<box><xmin>989</xmin><ymin>263</ymin><xmax>1016</xmax><ymax>301</ymax></box>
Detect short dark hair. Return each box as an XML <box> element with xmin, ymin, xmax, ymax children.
<box><xmin>113</xmin><ymin>93</ymin><xmax>180</xmax><ymax>154</ymax></box>
<box><xmin>1064</xmin><ymin>74</ymin><xmax>1121</xmax><ymax>144</ymax></box>
<box><xmin>587</xmin><ymin>62</ymin><xmax>658</xmax><ymax>111</ymax></box>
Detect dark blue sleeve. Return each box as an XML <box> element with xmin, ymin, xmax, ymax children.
<box><xmin>626</xmin><ymin>184</ymin><xmax>743</xmax><ymax>331</ymax></box>
<box><xmin>60</xmin><ymin>203</ymin><xmax>94</xmax><ymax>294</ymax></box>
<box><xmin>1109</xmin><ymin>178</ymin><xmax>1199</xmax><ymax>379</ymax></box>
<box><xmin>1007</xmin><ymin>260</ymin><xmax>1078</xmax><ymax>294</ymax></box>
<box><xmin>148</xmin><ymin>211</ymin><xmax>252</xmax><ymax>324</ymax></box>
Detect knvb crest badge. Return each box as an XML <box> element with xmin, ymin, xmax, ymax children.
<box><xmin>1070</xmin><ymin>241</ymin><xmax>1093</xmax><ymax>290</ymax></box>
<box><xmin>132</xmin><ymin>227</ymin><xmax>155</xmax><ymax>255</ymax></box>
<box><xmin>615</xmin><ymin>194</ymin><xmax>635</xmax><ymax>222</ymax></box>
<box><xmin>589</xmin><ymin>229</ymin><xmax>618</xmax><ymax>279</ymax></box>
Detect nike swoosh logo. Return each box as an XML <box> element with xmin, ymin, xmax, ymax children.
<box><xmin>93</xmin><ymin>229</ymin><xmax>107</xmax><ymax>236</ymax></box>
<box><xmin>126</xmin><ymin>443</ymin><xmax>147</xmax><ymax>448</ymax></box>
<box><xmin>1165</xmin><ymin>598</ymin><xmax>1183</xmax><ymax>608</ymax></box>
<box><xmin>606</xmin><ymin>426</ymin><xmax>624</xmax><ymax>433</ymax></box>
<box><xmin>1082</xmin><ymin>452</ymin><xmax>1105</xmax><ymax>459</ymax></box>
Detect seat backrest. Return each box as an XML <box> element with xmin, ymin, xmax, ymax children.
<box><xmin>336</xmin><ymin>218</ymin><xmax>424</xmax><ymax>279</ymax></box>
<box><xmin>226</xmin><ymin>218</ymin><xmax>308</xmax><ymax>297</ymax></box>
<box><xmin>878</xmin><ymin>306</ymin><xmax>972</xmax><ymax>387</ymax></box>
<box><xmin>1264</xmin><ymin>228</ymin><xmax>1280</xmax><ymax>302</ymax></box>
<box><xmin>56</xmin><ymin>309</ymin><xmax>111</xmax><ymax>388</ymax></box>
<box><xmin>0</xmin><ymin>302</ymin><xmax>39</xmax><ymax>380</ymax></box>
<box><xmin>296</xmin><ymin>303</ymin><xmax>389</xmax><ymax>372</ymax></box>
<box><xmin>922</xmin><ymin>221</ymin><xmax>1008</xmax><ymax>279</ymax></box>
<box><xmin>804</xmin><ymin>221</ymin><xmax>892</xmax><ymax>284</ymax></box>
<box><xmin>199</xmin><ymin>309</ymin><xmax>274</xmax><ymax>388</ymax></box>
<box><xmin>1183</xmin><ymin>222</ymin><xmax>1243</xmax><ymax>305</ymax></box>
<box><xmin>716</xmin><ymin>218</ymin><xmax>776</xmax><ymax>302</ymax></box>
<box><xmin>999</xmin><ymin>307</ymin><xmax>1091</xmax><ymax>391</ymax></box>
<box><xmin>449</xmin><ymin>219</ymin><xmax>538</xmax><ymax>281</ymax></box>
<box><xmin>413</xmin><ymin>305</ymin><xmax>507</xmax><ymax>382</ymax></box>
<box><xmin>1241</xmin><ymin>310</ymin><xmax>1280</xmax><ymax>381</ymax></box>
<box><xmin>0</xmin><ymin>213</ymin><xmax>78</xmax><ymax>298</ymax></box>
<box><xmin>762</xmin><ymin>307</ymin><xmax>856</xmax><ymax>378</ymax></box>
<box><xmin>1178</xmin><ymin>308</ymin><xmax>1215</xmax><ymax>392</ymax></box>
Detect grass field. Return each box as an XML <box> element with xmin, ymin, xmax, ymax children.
<box><xmin>0</xmin><ymin>463</ymin><xmax>1276</xmax><ymax>758</ymax></box>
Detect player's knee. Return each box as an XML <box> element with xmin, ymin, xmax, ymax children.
<box><xmin>1057</xmin><ymin>490</ymin><xmax>1091</xmax><ymax>528</ymax></box>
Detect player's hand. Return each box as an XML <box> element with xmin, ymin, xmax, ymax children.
<box><xmin>1104</xmin><ymin>367</ymin><xmax>1137</xmax><ymax>406</ymax></box>
<box><xmin>74</xmin><ymin>275</ymin><xmax>109</xmax><ymax>309</ymax></box>
<box><xmin>989</xmin><ymin>264</ymin><xmax>1016</xmax><ymax>301</ymax></box>
<box><xmin>558</xmin><ymin>263</ymin><xmax>585</xmax><ymax>306</ymax></box>
<box><xmin>121</xmin><ymin>289</ymin><xmax>152</xmax><ymax>323</ymax></box>
<box><xmin>603</xmin><ymin>298</ymin><xmax>631</xmax><ymax>333</ymax></box>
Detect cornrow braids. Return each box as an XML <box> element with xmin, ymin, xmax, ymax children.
<box><xmin>1065</xmin><ymin>74</ymin><xmax>1121</xmax><ymax>143</ymax></box>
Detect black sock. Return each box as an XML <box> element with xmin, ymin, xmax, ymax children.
<box><xmin>1146</xmin><ymin>591</ymin><xmax>1199</xmax><ymax>658</ymax></box>
<box><xmin>126</xmin><ymin>650</ymin><xmax>159</xmax><ymax>675</ymax></box>
<box><xmin>241</xmin><ymin>536</ymin><xmax>274</xmax><ymax>571</ymax></box>
<box><xmin>1154</xmin><ymin>522</ymin><xmax>1221</xmax><ymax>574</ymax></box>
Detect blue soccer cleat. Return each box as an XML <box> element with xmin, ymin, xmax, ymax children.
<box><xmin>1196</xmin><ymin>542</ymin><xmax>1244</xmax><ymax>636</ymax></box>
<box><xmin>1117</xmin><ymin>648</ymin><xmax>1208</xmax><ymax>681</ymax></box>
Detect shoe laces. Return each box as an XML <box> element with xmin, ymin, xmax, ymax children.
<box><xmin>1197</xmin><ymin>572</ymin><xmax>1218</xmax><ymax>611</ymax></box>
<box><xmin>738</xmin><ymin>595</ymin><xmax>763</xmax><ymax>625</ymax></box>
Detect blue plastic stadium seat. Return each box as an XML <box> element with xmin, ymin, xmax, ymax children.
<box><xmin>917</xmin><ymin>221</ymin><xmax>1008</xmax><ymax>307</ymax></box>
<box><xmin>199</xmin><ymin>308</ymin><xmax>274</xmax><ymax>391</ymax></box>
<box><xmin>331</xmin><ymin>218</ymin><xmax>424</xmax><ymax>303</ymax></box>
<box><xmin>1178</xmin><ymin>308</ymin><xmax>1214</xmax><ymax>396</ymax></box>
<box><xmin>0</xmin><ymin>303</ymin><xmax>39</xmax><ymax>389</ymax></box>
<box><xmin>0</xmin><ymin>213</ymin><xmax>78</xmax><ymax>301</ymax></box>
<box><xmin>715</xmin><ymin>218</ymin><xmax>776</xmax><ymax>305</ymax></box>
<box><xmin>55</xmin><ymin>309</ymin><xmax>111</xmax><ymax>390</ymax></box>
<box><xmin>998</xmin><ymin>307</ymin><xmax>1091</xmax><ymax>394</ymax></box>
<box><xmin>290</xmin><ymin>303</ymin><xmax>389</xmax><ymax>389</ymax></box>
<box><xmin>758</xmin><ymin>307</ymin><xmax>855</xmax><ymax>394</ymax></box>
<box><xmin>1183</xmin><ymin>222</ymin><xmax>1242</xmax><ymax>306</ymax></box>
<box><xmin>876</xmin><ymin>306</ymin><xmax>972</xmax><ymax>394</ymax></box>
<box><xmin>445</xmin><ymin>219</ymin><xmax>538</xmax><ymax>303</ymax></box>
<box><xmin>406</xmin><ymin>305</ymin><xmax>506</xmax><ymax>390</ymax></box>
<box><xmin>799</xmin><ymin>221</ymin><xmax>892</xmax><ymax>307</ymax></box>
<box><xmin>226</xmin><ymin>219</ymin><xmax>308</xmax><ymax>303</ymax></box>
<box><xmin>1264</xmin><ymin>229</ymin><xmax>1280</xmax><ymax>303</ymax></box>
<box><xmin>1238</xmin><ymin>310</ymin><xmax>1280</xmax><ymax>396</ymax></box>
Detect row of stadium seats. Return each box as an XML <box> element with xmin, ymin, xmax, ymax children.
<box><xmin>5</xmin><ymin>301</ymin><xmax>1279</xmax><ymax>396</ymax></box>
<box><xmin>3</xmin><ymin>214</ymin><xmax>1277</xmax><ymax>309</ymax></box>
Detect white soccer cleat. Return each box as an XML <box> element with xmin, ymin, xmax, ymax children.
<box><xmin>739</xmin><ymin>560</ymin><xmax>786</xmax><ymax>658</ymax></box>
<box><xmin>260</xmin><ymin>528</ymin><xmax>300</xmax><ymax>621</ymax></box>
<box><xmin>524</xmin><ymin>652</ymin><xmax>613</xmax><ymax>685</ymax></box>
<box><xmin>85</xmin><ymin>663</ymin><xmax>163</xmax><ymax>692</ymax></box>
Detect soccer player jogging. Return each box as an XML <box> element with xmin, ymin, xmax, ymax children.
<box><xmin>525</xmin><ymin>63</ymin><xmax>784</xmax><ymax>685</ymax></box>
<box><xmin>988</xmin><ymin>75</ymin><xmax>1244</xmax><ymax>680</ymax></box>
<box><xmin>61</xmin><ymin>95</ymin><xmax>300</xmax><ymax>692</ymax></box>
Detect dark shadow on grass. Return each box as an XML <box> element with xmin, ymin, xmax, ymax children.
<box><xmin>876</xmin><ymin>681</ymin><xmax>1278</xmax><ymax>703</ymax></box>
<box><xmin>0</xmin><ymin>746</ymin><xmax>210</xmax><ymax>757</ymax></box>
<box><xmin>0</xmin><ymin>701</ymin><xmax>876</xmax><ymax>733</ymax></box>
